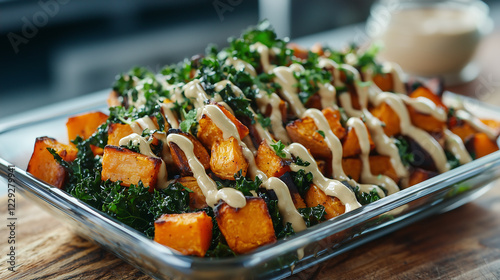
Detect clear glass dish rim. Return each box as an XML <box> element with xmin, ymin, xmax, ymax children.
<box><xmin>1</xmin><ymin>89</ymin><xmax>499</xmax><ymax>271</ymax></box>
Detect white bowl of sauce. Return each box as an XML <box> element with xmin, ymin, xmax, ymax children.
<box><xmin>367</xmin><ymin>0</ymin><xmax>493</xmax><ymax>85</ymax></box>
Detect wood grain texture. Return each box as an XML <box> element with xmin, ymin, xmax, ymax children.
<box><xmin>1</xmin><ymin>181</ymin><xmax>500</xmax><ymax>279</ymax></box>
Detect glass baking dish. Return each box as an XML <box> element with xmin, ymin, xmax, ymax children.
<box><xmin>1</xmin><ymin>89</ymin><xmax>499</xmax><ymax>280</ymax></box>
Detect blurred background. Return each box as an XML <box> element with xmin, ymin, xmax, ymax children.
<box><xmin>1</xmin><ymin>0</ymin><xmax>499</xmax><ymax>118</ymax></box>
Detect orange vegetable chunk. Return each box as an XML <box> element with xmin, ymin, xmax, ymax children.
<box><xmin>27</xmin><ymin>137</ymin><xmax>78</xmax><ymax>189</ymax></box>
<box><xmin>215</xmin><ymin>197</ymin><xmax>276</xmax><ymax>254</ymax></box>
<box><xmin>154</xmin><ymin>212</ymin><xmax>213</xmax><ymax>257</ymax></box>
<box><xmin>305</xmin><ymin>184</ymin><xmax>345</xmax><ymax>219</ymax></box>
<box><xmin>101</xmin><ymin>145</ymin><xmax>162</xmax><ymax>191</ymax></box>
<box><xmin>210</xmin><ymin>136</ymin><xmax>248</xmax><ymax>180</ymax></box>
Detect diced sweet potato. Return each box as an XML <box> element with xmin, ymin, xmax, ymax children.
<box><xmin>291</xmin><ymin>192</ymin><xmax>307</xmax><ymax>209</ymax></box>
<box><xmin>322</xmin><ymin>107</ymin><xmax>346</xmax><ymax>140</ymax></box>
<box><xmin>408</xmin><ymin>168</ymin><xmax>438</xmax><ymax>187</ymax></box>
<box><xmin>169</xmin><ymin>131</ymin><xmax>210</xmax><ymax>176</ymax></box>
<box><xmin>255</xmin><ymin>141</ymin><xmax>290</xmax><ymax>178</ymax></box>
<box><xmin>287</xmin><ymin>42</ymin><xmax>309</xmax><ymax>60</ymax></box>
<box><xmin>197</xmin><ymin>104</ymin><xmax>249</xmax><ymax>150</ymax></box>
<box><xmin>372</xmin><ymin>72</ymin><xmax>394</xmax><ymax>92</ymax></box>
<box><xmin>197</xmin><ymin>114</ymin><xmax>224</xmax><ymax>150</ymax></box>
<box><xmin>176</xmin><ymin>177</ymin><xmax>208</xmax><ymax>209</ymax></box>
<box><xmin>154</xmin><ymin>212</ymin><xmax>213</xmax><ymax>257</ymax></box>
<box><xmin>342</xmin><ymin>157</ymin><xmax>362</xmax><ymax>182</ymax></box>
<box><xmin>67</xmin><ymin>111</ymin><xmax>108</xmax><ymax>142</ymax></box>
<box><xmin>465</xmin><ymin>133</ymin><xmax>499</xmax><ymax>159</ymax></box>
<box><xmin>210</xmin><ymin>137</ymin><xmax>248</xmax><ymax>180</ymax></box>
<box><xmin>27</xmin><ymin>137</ymin><xmax>78</xmax><ymax>189</ymax></box>
<box><xmin>215</xmin><ymin>197</ymin><xmax>276</xmax><ymax>254</ymax></box>
<box><xmin>370</xmin><ymin>102</ymin><xmax>401</xmax><ymax>137</ymax></box>
<box><xmin>215</xmin><ymin>103</ymin><xmax>249</xmax><ymax>139</ymax></box>
<box><xmin>67</xmin><ymin>111</ymin><xmax>108</xmax><ymax>155</ymax></box>
<box><xmin>286</xmin><ymin>117</ymin><xmax>331</xmax><ymax>158</ymax></box>
<box><xmin>101</xmin><ymin>145</ymin><xmax>162</xmax><ymax>190</ymax></box>
<box><xmin>368</xmin><ymin>155</ymin><xmax>399</xmax><ymax>183</ymax></box>
<box><xmin>409</xmin><ymin>86</ymin><xmax>447</xmax><ymax>111</ymax></box>
<box><xmin>107</xmin><ymin>123</ymin><xmax>134</xmax><ymax>146</ymax></box>
<box><xmin>108</xmin><ymin>90</ymin><xmax>122</xmax><ymax>107</ymax></box>
<box><xmin>305</xmin><ymin>184</ymin><xmax>345</xmax><ymax>219</ymax></box>
<box><xmin>310</xmin><ymin>42</ymin><xmax>324</xmax><ymax>56</ymax></box>
<box><xmin>342</xmin><ymin>126</ymin><xmax>375</xmax><ymax>158</ymax></box>
<box><xmin>481</xmin><ymin>119</ymin><xmax>500</xmax><ymax>135</ymax></box>
<box><xmin>407</xmin><ymin>105</ymin><xmax>445</xmax><ymax>133</ymax></box>
<box><xmin>448</xmin><ymin>122</ymin><xmax>476</xmax><ymax>142</ymax></box>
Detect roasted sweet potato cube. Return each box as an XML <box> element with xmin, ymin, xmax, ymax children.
<box><xmin>370</xmin><ymin>102</ymin><xmax>401</xmax><ymax>137</ymax></box>
<box><xmin>27</xmin><ymin>137</ymin><xmax>78</xmax><ymax>189</ymax></box>
<box><xmin>107</xmin><ymin>90</ymin><xmax>122</xmax><ymax>107</ymax></box>
<box><xmin>215</xmin><ymin>103</ymin><xmax>249</xmax><ymax>138</ymax></box>
<box><xmin>169</xmin><ymin>131</ymin><xmax>210</xmax><ymax>176</ymax></box>
<box><xmin>342</xmin><ymin>157</ymin><xmax>362</xmax><ymax>182</ymax></box>
<box><xmin>368</xmin><ymin>155</ymin><xmax>399</xmax><ymax>183</ymax></box>
<box><xmin>154</xmin><ymin>212</ymin><xmax>213</xmax><ymax>257</ymax></box>
<box><xmin>407</xmin><ymin>105</ymin><xmax>445</xmax><ymax>133</ymax></box>
<box><xmin>215</xmin><ymin>197</ymin><xmax>276</xmax><ymax>254</ymax></box>
<box><xmin>291</xmin><ymin>192</ymin><xmax>307</xmax><ymax>209</ymax></box>
<box><xmin>322</xmin><ymin>107</ymin><xmax>346</xmax><ymax>140</ymax></box>
<box><xmin>465</xmin><ymin>133</ymin><xmax>499</xmax><ymax>159</ymax></box>
<box><xmin>67</xmin><ymin>111</ymin><xmax>108</xmax><ymax>154</ymax></box>
<box><xmin>287</xmin><ymin>42</ymin><xmax>309</xmax><ymax>60</ymax></box>
<box><xmin>197</xmin><ymin>104</ymin><xmax>249</xmax><ymax>150</ymax></box>
<box><xmin>210</xmin><ymin>137</ymin><xmax>248</xmax><ymax>180</ymax></box>
<box><xmin>342</xmin><ymin>126</ymin><xmax>375</xmax><ymax>158</ymax></box>
<box><xmin>480</xmin><ymin>119</ymin><xmax>500</xmax><ymax>135</ymax></box>
<box><xmin>67</xmin><ymin>111</ymin><xmax>108</xmax><ymax>141</ymax></box>
<box><xmin>409</xmin><ymin>86</ymin><xmax>447</xmax><ymax>110</ymax></box>
<box><xmin>197</xmin><ymin>114</ymin><xmax>224</xmax><ymax>150</ymax></box>
<box><xmin>286</xmin><ymin>117</ymin><xmax>330</xmax><ymax>158</ymax></box>
<box><xmin>107</xmin><ymin>123</ymin><xmax>134</xmax><ymax>146</ymax></box>
<box><xmin>372</xmin><ymin>72</ymin><xmax>394</xmax><ymax>92</ymax></box>
<box><xmin>409</xmin><ymin>168</ymin><xmax>438</xmax><ymax>187</ymax></box>
<box><xmin>449</xmin><ymin>122</ymin><xmax>476</xmax><ymax>142</ymax></box>
<box><xmin>255</xmin><ymin>141</ymin><xmax>290</xmax><ymax>178</ymax></box>
<box><xmin>101</xmin><ymin>145</ymin><xmax>162</xmax><ymax>190</ymax></box>
<box><xmin>176</xmin><ymin>176</ymin><xmax>208</xmax><ymax>209</ymax></box>
<box><xmin>305</xmin><ymin>184</ymin><xmax>345</xmax><ymax>219</ymax></box>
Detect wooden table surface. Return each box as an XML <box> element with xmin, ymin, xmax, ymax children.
<box><xmin>1</xmin><ymin>31</ymin><xmax>500</xmax><ymax>280</ymax></box>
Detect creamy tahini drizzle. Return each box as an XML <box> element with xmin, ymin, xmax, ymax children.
<box><xmin>398</xmin><ymin>94</ymin><xmax>447</xmax><ymax>122</ymax></box>
<box><xmin>318</xmin><ymin>83</ymin><xmax>338</xmax><ymax>110</ymax></box>
<box><xmin>159</xmin><ymin>102</ymin><xmax>179</xmax><ymax>129</ymax></box>
<box><xmin>456</xmin><ymin>109</ymin><xmax>497</xmax><ymax>141</ymax></box>
<box><xmin>443</xmin><ymin>129</ymin><xmax>472</xmax><ymax>165</ymax></box>
<box><xmin>371</xmin><ymin>92</ymin><xmax>450</xmax><ymax>173</ymax></box>
<box><xmin>166</xmin><ymin>134</ymin><xmax>246</xmax><ymax>208</ymax></box>
<box><xmin>303</xmin><ymin>109</ymin><xmax>347</xmax><ymax>180</ymax></box>
<box><xmin>183</xmin><ymin>79</ymin><xmax>210</xmax><ymax>108</ymax></box>
<box><xmin>273</xmin><ymin>64</ymin><xmax>307</xmax><ymax>117</ymax></box>
<box><xmin>334</xmin><ymin>65</ymin><xmax>409</xmax><ymax>182</ymax></box>
<box><xmin>256</xmin><ymin>92</ymin><xmax>291</xmax><ymax>143</ymax></box>
<box><xmin>347</xmin><ymin>118</ymin><xmax>399</xmax><ymax>195</ymax></box>
<box><xmin>285</xmin><ymin>143</ymin><xmax>361</xmax><ymax>212</ymax></box>
<box><xmin>225</xmin><ymin>57</ymin><xmax>257</xmax><ymax>77</ymax></box>
<box><xmin>262</xmin><ymin>177</ymin><xmax>307</xmax><ymax>232</ymax></box>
